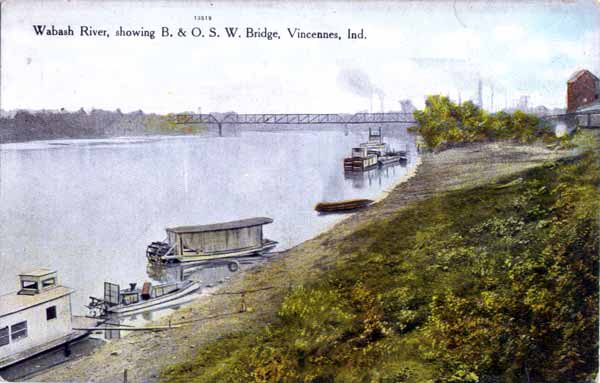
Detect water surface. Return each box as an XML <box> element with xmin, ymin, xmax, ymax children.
<box><xmin>0</xmin><ymin>129</ymin><xmax>416</xmax><ymax>313</ymax></box>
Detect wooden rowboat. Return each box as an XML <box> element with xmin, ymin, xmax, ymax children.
<box><xmin>315</xmin><ymin>199</ymin><xmax>374</xmax><ymax>213</ymax></box>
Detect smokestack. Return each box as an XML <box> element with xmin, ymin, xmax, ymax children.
<box><xmin>458</xmin><ymin>91</ymin><xmax>462</xmax><ymax>105</ymax></box>
<box><xmin>370</xmin><ymin>93</ymin><xmax>373</xmax><ymax>113</ymax></box>
<box><xmin>490</xmin><ymin>85</ymin><xmax>494</xmax><ymax>112</ymax></box>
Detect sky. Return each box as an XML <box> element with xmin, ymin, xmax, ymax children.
<box><xmin>1</xmin><ymin>0</ymin><xmax>599</xmax><ymax>114</ymax></box>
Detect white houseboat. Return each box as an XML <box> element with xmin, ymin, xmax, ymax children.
<box><xmin>0</xmin><ymin>269</ymin><xmax>87</xmax><ymax>369</ymax></box>
<box><xmin>146</xmin><ymin>217</ymin><xmax>277</xmax><ymax>263</ymax></box>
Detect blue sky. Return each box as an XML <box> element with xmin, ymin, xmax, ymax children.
<box><xmin>1</xmin><ymin>0</ymin><xmax>599</xmax><ymax>113</ymax></box>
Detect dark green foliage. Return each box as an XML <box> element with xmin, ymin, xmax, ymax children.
<box><xmin>411</xmin><ymin>95</ymin><xmax>557</xmax><ymax>150</ymax></box>
<box><xmin>161</xmin><ymin>150</ymin><xmax>599</xmax><ymax>383</ymax></box>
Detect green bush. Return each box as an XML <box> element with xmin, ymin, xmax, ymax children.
<box><xmin>412</xmin><ymin>96</ymin><xmax>557</xmax><ymax>150</ymax></box>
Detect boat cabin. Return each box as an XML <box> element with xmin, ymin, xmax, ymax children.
<box><xmin>352</xmin><ymin>147</ymin><xmax>369</xmax><ymax>158</ymax></box>
<box><xmin>0</xmin><ymin>269</ymin><xmax>75</xmax><ymax>368</ymax></box>
<box><xmin>166</xmin><ymin>217</ymin><xmax>273</xmax><ymax>256</ymax></box>
<box><xmin>368</xmin><ymin>127</ymin><xmax>383</xmax><ymax>143</ymax></box>
<box><xmin>103</xmin><ymin>281</ymin><xmax>181</xmax><ymax>307</ymax></box>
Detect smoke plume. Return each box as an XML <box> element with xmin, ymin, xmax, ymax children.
<box><xmin>337</xmin><ymin>68</ymin><xmax>385</xmax><ymax>112</ymax></box>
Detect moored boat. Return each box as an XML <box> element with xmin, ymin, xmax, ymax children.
<box><xmin>315</xmin><ymin>198</ymin><xmax>374</xmax><ymax>212</ymax></box>
<box><xmin>378</xmin><ymin>155</ymin><xmax>401</xmax><ymax>166</ymax></box>
<box><xmin>87</xmin><ymin>280</ymin><xmax>200</xmax><ymax>316</ymax></box>
<box><xmin>343</xmin><ymin>147</ymin><xmax>379</xmax><ymax>171</ymax></box>
<box><xmin>0</xmin><ymin>269</ymin><xmax>93</xmax><ymax>369</ymax></box>
<box><xmin>146</xmin><ymin>217</ymin><xmax>277</xmax><ymax>264</ymax></box>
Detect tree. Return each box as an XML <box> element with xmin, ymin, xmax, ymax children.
<box><xmin>412</xmin><ymin>95</ymin><xmax>557</xmax><ymax>150</ymax></box>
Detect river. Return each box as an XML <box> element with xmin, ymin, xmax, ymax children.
<box><xmin>0</xmin><ymin>128</ymin><xmax>417</xmax><ymax>314</ymax></box>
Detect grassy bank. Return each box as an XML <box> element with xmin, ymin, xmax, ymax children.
<box><xmin>161</xmin><ymin>143</ymin><xmax>598</xmax><ymax>382</ymax></box>
<box><xmin>31</xmin><ymin>140</ymin><xmax>587</xmax><ymax>383</ymax></box>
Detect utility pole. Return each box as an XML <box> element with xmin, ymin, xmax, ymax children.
<box><xmin>478</xmin><ymin>78</ymin><xmax>483</xmax><ymax>108</ymax></box>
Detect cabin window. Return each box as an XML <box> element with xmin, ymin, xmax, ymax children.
<box><xmin>21</xmin><ymin>280</ymin><xmax>38</xmax><ymax>290</ymax></box>
<box><xmin>11</xmin><ymin>321</ymin><xmax>27</xmax><ymax>341</ymax></box>
<box><xmin>46</xmin><ymin>306</ymin><xmax>57</xmax><ymax>320</ymax></box>
<box><xmin>153</xmin><ymin>286</ymin><xmax>165</xmax><ymax>297</ymax></box>
<box><xmin>0</xmin><ymin>327</ymin><xmax>8</xmax><ymax>347</ymax></box>
<box><xmin>122</xmin><ymin>293</ymin><xmax>139</xmax><ymax>305</ymax></box>
<box><xmin>42</xmin><ymin>278</ymin><xmax>56</xmax><ymax>288</ymax></box>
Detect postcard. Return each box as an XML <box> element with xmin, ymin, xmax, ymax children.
<box><xmin>0</xmin><ymin>1</ymin><xmax>598</xmax><ymax>382</ymax></box>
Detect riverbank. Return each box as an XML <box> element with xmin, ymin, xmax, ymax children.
<box><xmin>32</xmin><ymin>141</ymin><xmax>575</xmax><ymax>383</ymax></box>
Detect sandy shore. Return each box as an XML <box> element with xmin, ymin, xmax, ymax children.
<box><xmin>30</xmin><ymin>141</ymin><xmax>571</xmax><ymax>383</ymax></box>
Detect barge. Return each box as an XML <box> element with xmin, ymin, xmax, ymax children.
<box><xmin>146</xmin><ymin>217</ymin><xmax>277</xmax><ymax>264</ymax></box>
<box><xmin>377</xmin><ymin>155</ymin><xmax>402</xmax><ymax>166</ymax></box>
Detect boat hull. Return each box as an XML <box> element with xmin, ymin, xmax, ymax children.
<box><xmin>315</xmin><ymin>199</ymin><xmax>374</xmax><ymax>212</ymax></box>
<box><xmin>378</xmin><ymin>155</ymin><xmax>401</xmax><ymax>166</ymax></box>
<box><xmin>154</xmin><ymin>239</ymin><xmax>278</xmax><ymax>264</ymax></box>
<box><xmin>343</xmin><ymin>155</ymin><xmax>379</xmax><ymax>171</ymax></box>
<box><xmin>107</xmin><ymin>281</ymin><xmax>201</xmax><ymax>314</ymax></box>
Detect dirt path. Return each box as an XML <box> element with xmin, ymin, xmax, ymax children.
<box><xmin>31</xmin><ymin>142</ymin><xmax>571</xmax><ymax>383</ymax></box>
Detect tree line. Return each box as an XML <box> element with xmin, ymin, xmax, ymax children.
<box><xmin>0</xmin><ymin>109</ymin><xmax>204</xmax><ymax>143</ymax></box>
<box><xmin>412</xmin><ymin>95</ymin><xmax>560</xmax><ymax>150</ymax></box>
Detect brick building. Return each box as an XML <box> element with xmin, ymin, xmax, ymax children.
<box><xmin>567</xmin><ymin>69</ymin><xmax>599</xmax><ymax>112</ymax></box>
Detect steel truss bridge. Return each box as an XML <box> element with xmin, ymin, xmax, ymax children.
<box><xmin>171</xmin><ymin>110</ymin><xmax>599</xmax><ymax>132</ymax></box>
<box><xmin>171</xmin><ymin>112</ymin><xmax>416</xmax><ymax>126</ymax></box>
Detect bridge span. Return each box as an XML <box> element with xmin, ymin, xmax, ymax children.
<box><xmin>171</xmin><ymin>112</ymin><xmax>417</xmax><ymax>125</ymax></box>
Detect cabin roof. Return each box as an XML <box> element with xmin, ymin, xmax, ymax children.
<box><xmin>0</xmin><ymin>286</ymin><xmax>74</xmax><ymax>318</ymax></box>
<box><xmin>167</xmin><ymin>217</ymin><xmax>273</xmax><ymax>234</ymax></box>
<box><xmin>19</xmin><ymin>268</ymin><xmax>55</xmax><ymax>278</ymax></box>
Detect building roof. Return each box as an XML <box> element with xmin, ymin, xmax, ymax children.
<box><xmin>18</xmin><ymin>268</ymin><xmax>55</xmax><ymax>278</ymax></box>
<box><xmin>568</xmin><ymin>69</ymin><xmax>599</xmax><ymax>83</ymax></box>
<box><xmin>167</xmin><ymin>217</ymin><xmax>273</xmax><ymax>234</ymax></box>
<box><xmin>0</xmin><ymin>286</ymin><xmax>74</xmax><ymax>318</ymax></box>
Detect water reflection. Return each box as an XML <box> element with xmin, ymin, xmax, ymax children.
<box><xmin>343</xmin><ymin>160</ymin><xmax>408</xmax><ymax>189</ymax></box>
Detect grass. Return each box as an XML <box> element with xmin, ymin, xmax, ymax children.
<box><xmin>160</xmin><ymin>134</ymin><xmax>599</xmax><ymax>383</ymax></box>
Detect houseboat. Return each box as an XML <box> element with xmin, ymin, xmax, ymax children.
<box><xmin>343</xmin><ymin>147</ymin><xmax>379</xmax><ymax>171</ymax></box>
<box><xmin>146</xmin><ymin>217</ymin><xmax>277</xmax><ymax>264</ymax></box>
<box><xmin>87</xmin><ymin>279</ymin><xmax>200</xmax><ymax>317</ymax></box>
<box><xmin>0</xmin><ymin>269</ymin><xmax>89</xmax><ymax>369</ymax></box>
